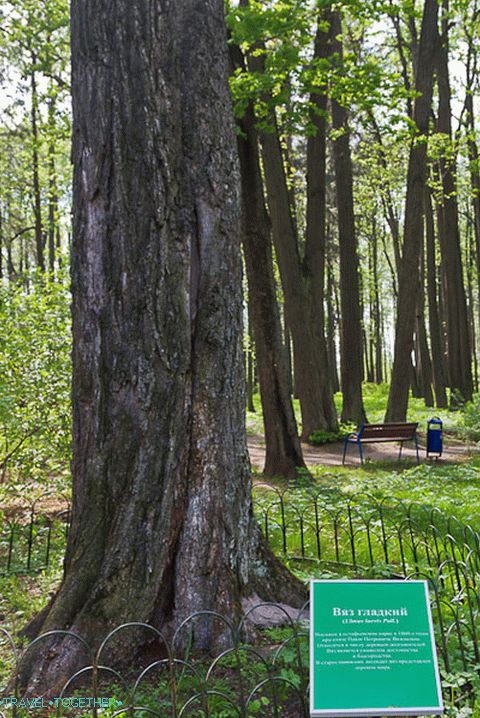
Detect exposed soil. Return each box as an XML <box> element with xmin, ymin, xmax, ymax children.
<box><xmin>0</xmin><ymin>490</ymin><xmax>70</xmax><ymax>522</ymax></box>
<box><xmin>247</xmin><ymin>432</ymin><xmax>477</xmax><ymax>472</ymax></box>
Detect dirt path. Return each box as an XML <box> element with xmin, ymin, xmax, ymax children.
<box><xmin>247</xmin><ymin>433</ymin><xmax>477</xmax><ymax>470</ymax></box>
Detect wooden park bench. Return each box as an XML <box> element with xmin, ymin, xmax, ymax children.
<box><xmin>342</xmin><ymin>422</ymin><xmax>419</xmax><ymax>465</ymax></box>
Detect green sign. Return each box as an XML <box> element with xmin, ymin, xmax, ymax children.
<box><xmin>310</xmin><ymin>580</ymin><xmax>443</xmax><ymax>717</ymax></box>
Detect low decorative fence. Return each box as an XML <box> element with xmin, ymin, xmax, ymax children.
<box><xmin>1</xmin><ymin>606</ymin><xmax>309</xmax><ymax>718</ymax></box>
<box><xmin>0</xmin><ymin>491</ymin><xmax>70</xmax><ymax>575</ymax></box>
<box><xmin>1</xmin><ymin>578</ymin><xmax>480</xmax><ymax>718</ymax></box>
<box><xmin>253</xmin><ymin>484</ymin><xmax>480</xmax><ymax>579</ymax></box>
<box><xmin>2</xmin><ymin>487</ymin><xmax>480</xmax><ymax>712</ymax></box>
<box><xmin>3</xmin><ymin>486</ymin><xmax>479</xmax><ymax>581</ymax></box>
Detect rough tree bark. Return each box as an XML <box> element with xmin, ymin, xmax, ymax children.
<box><xmin>385</xmin><ymin>0</ymin><xmax>439</xmax><ymax>422</ymax></box>
<box><xmin>20</xmin><ymin>0</ymin><xmax>305</xmax><ymax>693</ymax></box>
<box><xmin>328</xmin><ymin>9</ymin><xmax>366</xmax><ymax>426</ymax></box>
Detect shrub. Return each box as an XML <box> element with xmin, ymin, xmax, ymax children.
<box><xmin>460</xmin><ymin>394</ymin><xmax>480</xmax><ymax>442</ymax></box>
<box><xmin>0</xmin><ymin>269</ymin><xmax>71</xmax><ymax>484</ymax></box>
<box><xmin>308</xmin><ymin>422</ymin><xmax>356</xmax><ymax>445</ymax></box>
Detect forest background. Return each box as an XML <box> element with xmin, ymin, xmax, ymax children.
<box><xmin>2</xmin><ymin>0</ymin><xmax>480</xmax><ymax>712</ymax></box>
<box><xmin>1</xmin><ymin>0</ymin><xmax>480</xmax><ymax>484</ymax></box>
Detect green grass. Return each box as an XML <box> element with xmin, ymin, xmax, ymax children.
<box><xmin>303</xmin><ymin>460</ymin><xmax>480</xmax><ymax>527</ymax></box>
<box><xmin>1</xmin><ymin>382</ymin><xmax>479</xmax><ymax>715</ymax></box>
<box><xmin>247</xmin><ymin>383</ymin><xmax>465</xmax><ymax>437</ymax></box>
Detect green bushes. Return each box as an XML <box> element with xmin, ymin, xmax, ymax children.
<box><xmin>308</xmin><ymin>422</ymin><xmax>356</xmax><ymax>445</ymax></box>
<box><xmin>461</xmin><ymin>394</ymin><xmax>480</xmax><ymax>442</ymax></box>
<box><xmin>0</xmin><ymin>270</ymin><xmax>71</xmax><ymax>485</ymax></box>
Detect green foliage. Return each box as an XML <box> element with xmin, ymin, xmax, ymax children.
<box><xmin>336</xmin><ymin>383</ymin><xmax>462</xmax><ymax>434</ymax></box>
<box><xmin>0</xmin><ymin>0</ymin><xmax>71</xmax><ymax>281</ymax></box>
<box><xmin>460</xmin><ymin>394</ymin><xmax>480</xmax><ymax>441</ymax></box>
<box><xmin>0</xmin><ymin>269</ymin><xmax>71</xmax><ymax>483</ymax></box>
<box><xmin>247</xmin><ymin>383</ymin><xmax>463</xmax><ymax>440</ymax></box>
<box><xmin>308</xmin><ymin>422</ymin><xmax>356</xmax><ymax>445</ymax></box>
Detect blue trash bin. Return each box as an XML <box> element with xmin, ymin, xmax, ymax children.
<box><xmin>427</xmin><ymin>417</ymin><xmax>443</xmax><ymax>458</ymax></box>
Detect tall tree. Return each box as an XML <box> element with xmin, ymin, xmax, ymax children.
<box><xmin>435</xmin><ymin>0</ymin><xmax>473</xmax><ymax>405</ymax></box>
<box><xmin>232</xmin><ymin>0</ymin><xmax>338</xmax><ymax>438</ymax></box>
<box><xmin>20</xmin><ymin>0</ymin><xmax>304</xmax><ymax>690</ymax></box>
<box><xmin>232</xmin><ymin>45</ymin><xmax>307</xmax><ymax>479</ymax></box>
<box><xmin>425</xmin><ymin>183</ymin><xmax>448</xmax><ymax>407</ymax></box>
<box><xmin>29</xmin><ymin>52</ymin><xmax>45</xmax><ymax>273</ymax></box>
<box><xmin>304</xmin><ymin>11</ymin><xmax>338</xmax><ymax>431</ymax></box>
<box><xmin>259</xmin><ymin>118</ymin><xmax>338</xmax><ymax>438</ymax></box>
<box><xmin>386</xmin><ymin>0</ymin><xmax>439</xmax><ymax>422</ymax></box>
<box><xmin>328</xmin><ymin>8</ymin><xmax>366</xmax><ymax>425</ymax></box>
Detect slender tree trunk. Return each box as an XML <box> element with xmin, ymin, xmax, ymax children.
<box><xmin>47</xmin><ymin>94</ymin><xmax>58</xmax><ymax>274</ymax></box>
<box><xmin>466</xmin><ymin>225</ymin><xmax>478</xmax><ymax>392</ymax></box>
<box><xmin>465</xmin><ymin>91</ymin><xmax>480</xmax><ymax>391</ymax></box>
<box><xmin>20</xmin><ymin>0</ymin><xmax>304</xmax><ymax>692</ymax></box>
<box><xmin>30</xmin><ymin>55</ymin><xmax>45</xmax><ymax>273</ymax></box>
<box><xmin>304</xmin><ymin>11</ymin><xmax>338</xmax><ymax>432</ymax></box>
<box><xmin>246</xmin><ymin>301</ymin><xmax>256</xmax><ymax>414</ymax></box>
<box><xmin>241</xmin><ymin>3</ymin><xmax>336</xmax><ymax>438</ymax></box>
<box><xmin>328</xmin><ymin>9</ymin><xmax>366</xmax><ymax>426</ymax></box>
<box><xmin>416</xmin><ymin>246</ymin><xmax>434</xmax><ymax>407</ymax></box>
<box><xmin>372</xmin><ymin>220</ymin><xmax>383</xmax><ymax>384</ymax></box>
<box><xmin>385</xmin><ymin>0</ymin><xmax>439</xmax><ymax>422</ymax></box>
<box><xmin>368</xmin><ymin>111</ymin><xmax>402</xmax><ymax>276</ymax></box>
<box><xmin>233</xmin><ymin>71</ymin><xmax>307</xmax><ymax>478</ymax></box>
<box><xmin>367</xmin><ymin>235</ymin><xmax>375</xmax><ymax>384</ymax></box>
<box><xmin>260</xmin><ymin>123</ymin><xmax>337</xmax><ymax>437</ymax></box>
<box><xmin>425</xmin><ymin>185</ymin><xmax>448</xmax><ymax>407</ymax></box>
<box><xmin>284</xmin><ymin>320</ymin><xmax>294</xmax><ymax>396</ymax></box>
<box><xmin>435</xmin><ymin>0</ymin><xmax>473</xmax><ymax>405</ymax></box>
<box><xmin>326</xmin><ymin>259</ymin><xmax>340</xmax><ymax>394</ymax></box>
<box><xmin>411</xmin><ymin>356</ymin><xmax>422</xmax><ymax>399</ymax></box>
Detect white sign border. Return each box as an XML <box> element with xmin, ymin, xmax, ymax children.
<box><xmin>309</xmin><ymin>579</ymin><xmax>444</xmax><ymax>717</ymax></box>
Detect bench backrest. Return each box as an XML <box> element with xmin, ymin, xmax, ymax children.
<box><xmin>359</xmin><ymin>422</ymin><xmax>418</xmax><ymax>440</ymax></box>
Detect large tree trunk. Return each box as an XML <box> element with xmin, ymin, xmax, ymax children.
<box><xmin>435</xmin><ymin>0</ymin><xmax>473</xmax><ymax>405</ymax></box>
<box><xmin>328</xmin><ymin>9</ymin><xmax>366</xmax><ymax>426</ymax></box>
<box><xmin>20</xmin><ymin>0</ymin><xmax>304</xmax><ymax>693</ymax></box>
<box><xmin>385</xmin><ymin>0</ymin><xmax>439</xmax><ymax>422</ymax></box>
<box><xmin>234</xmin><ymin>68</ymin><xmax>306</xmax><ymax>479</ymax></box>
